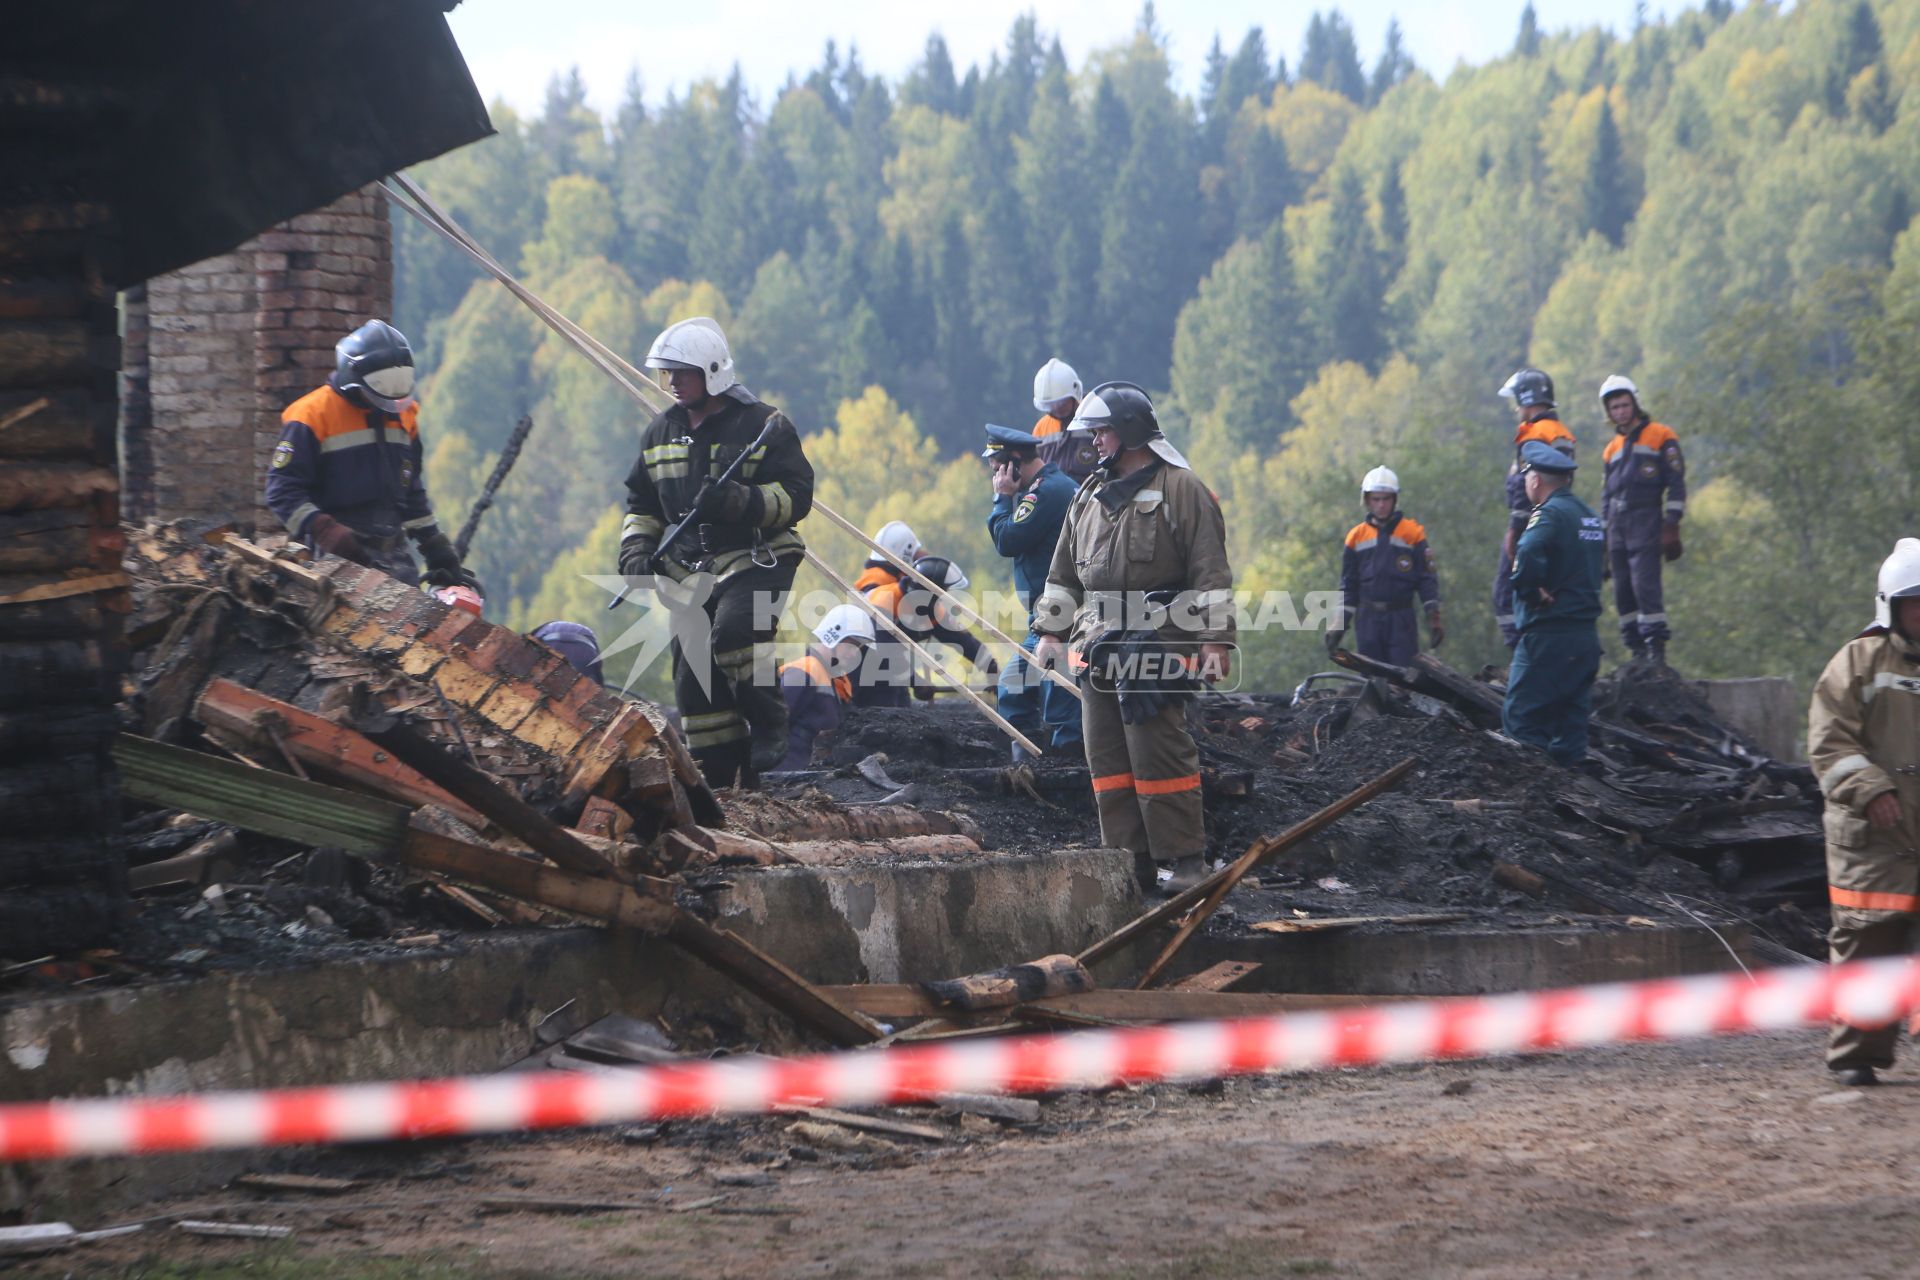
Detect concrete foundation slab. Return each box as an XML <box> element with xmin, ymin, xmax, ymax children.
<box><xmin>1691</xmin><ymin>677</ymin><xmax>1802</xmax><ymax>761</ymax></box>
<box><xmin>0</xmin><ymin>846</ymin><xmax>1137</xmax><ymax>1216</ymax></box>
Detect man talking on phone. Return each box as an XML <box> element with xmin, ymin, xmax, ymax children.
<box><xmin>984</xmin><ymin>422</ymin><xmax>1080</xmax><ymax>761</ymax></box>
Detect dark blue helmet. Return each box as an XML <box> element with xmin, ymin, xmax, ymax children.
<box><xmin>1499</xmin><ymin>368</ymin><xmax>1555</xmax><ymax>410</ymax></box>
<box><xmin>333</xmin><ymin>319</ymin><xmax>416</xmax><ymax>413</ymax></box>
<box><xmin>531</xmin><ymin>620</ymin><xmax>604</xmax><ymax>685</ymax></box>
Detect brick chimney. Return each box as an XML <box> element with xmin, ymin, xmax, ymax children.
<box><xmin>122</xmin><ymin>186</ymin><xmax>393</xmax><ymax>532</ymax></box>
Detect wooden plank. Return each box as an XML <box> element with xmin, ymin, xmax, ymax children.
<box><xmin>232</xmin><ymin>1173</ymin><xmax>361</xmax><ymax>1195</ymax></box>
<box><xmin>1134</xmin><ymin>757</ymin><xmax>1418</xmax><ymax>989</ymax></box>
<box><xmin>774</xmin><ymin>1106</ymin><xmax>947</xmax><ymax>1142</ymax></box>
<box><xmin>400</xmin><ymin>829</ymin><xmax>675</xmax><ymax>933</ymax></box>
<box><xmin>1077</xmin><ymin>756</ymin><xmax>1417</xmax><ymax>982</ymax></box>
<box><xmin>664</xmin><ymin>912</ymin><xmax>883</xmax><ymax>1048</ymax></box>
<box><xmin>819</xmin><ymin>986</ymin><xmax>1417</xmax><ymax>1021</ymax></box>
<box><xmin>194</xmin><ymin>679</ymin><xmax>488</xmax><ymax>829</ymax></box>
<box><xmin>364</xmin><ymin>721</ymin><xmax>624</xmax><ymax>883</ymax></box>
<box><xmin>1250</xmin><ymin>913</ymin><xmax>1469</xmax><ymax>935</ymax></box>
<box><xmin>1167</xmin><ymin>960</ymin><xmax>1261</xmax><ymax>992</ymax></box>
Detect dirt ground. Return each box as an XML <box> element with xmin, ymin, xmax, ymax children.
<box><xmin>29</xmin><ymin>1027</ymin><xmax>1920</xmax><ymax>1280</ymax></box>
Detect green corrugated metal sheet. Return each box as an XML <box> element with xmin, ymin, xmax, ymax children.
<box><xmin>114</xmin><ymin>734</ymin><xmax>408</xmax><ymax>855</ymax></box>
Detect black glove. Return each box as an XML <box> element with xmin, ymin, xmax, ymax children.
<box><xmin>619</xmin><ymin>539</ymin><xmax>655</xmax><ymax>578</ymax></box>
<box><xmin>1092</xmin><ymin>630</ymin><xmax>1198</xmax><ymax>726</ymax></box>
<box><xmin>307</xmin><ymin>513</ymin><xmax>367</xmax><ymax>564</ymax></box>
<box><xmin>1324</xmin><ymin>629</ymin><xmax>1344</xmax><ymax>656</ymax></box>
<box><xmin>710</xmin><ymin>480</ymin><xmax>758</xmax><ymax>523</ymax></box>
<box><xmin>414</xmin><ymin>530</ymin><xmax>481</xmax><ymax>594</ymax></box>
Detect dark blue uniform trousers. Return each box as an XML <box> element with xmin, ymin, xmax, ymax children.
<box><xmin>997</xmin><ymin>626</ymin><xmax>1082</xmax><ymax>749</ymax></box>
<box><xmin>1608</xmin><ymin>508</ymin><xmax>1669</xmax><ymax>649</ymax></box>
<box><xmin>1502</xmin><ymin>622</ymin><xmax>1601</xmax><ymax>766</ymax></box>
<box><xmin>1355</xmin><ymin>605</ymin><xmax>1420</xmax><ymax>667</ymax></box>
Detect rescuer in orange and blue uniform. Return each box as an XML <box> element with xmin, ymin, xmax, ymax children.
<box><xmin>1325</xmin><ymin>464</ymin><xmax>1442</xmax><ymax>666</ymax></box>
<box><xmin>1493</xmin><ymin>369</ymin><xmax>1575</xmax><ymax>648</ymax></box>
<box><xmin>1597</xmin><ymin>374</ymin><xmax>1686</xmax><ymax>668</ymax></box>
<box><xmin>264</xmin><ymin>320</ymin><xmax>478</xmax><ymax>594</ymax></box>
<box><xmin>775</xmin><ymin>604</ymin><xmax>874</xmax><ymax>771</ymax></box>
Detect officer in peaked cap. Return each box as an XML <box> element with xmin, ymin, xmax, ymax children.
<box><xmin>984</xmin><ymin>422</ymin><xmax>1081</xmax><ymax>759</ymax></box>
<box><xmin>1501</xmin><ymin>439</ymin><xmax>1605</xmax><ymax>766</ymax></box>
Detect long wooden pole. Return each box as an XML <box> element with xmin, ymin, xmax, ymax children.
<box><xmin>1074</xmin><ymin>756</ymin><xmax>1420</xmax><ymax>974</ymax></box>
<box><xmin>388</xmin><ymin>175</ymin><xmax>1067</xmax><ymax>738</ymax></box>
<box><xmin>805</xmin><ymin>501</ymin><xmax>1081</xmax><ymax>702</ymax></box>
<box><xmin>802</xmin><ymin>550</ymin><xmax>1041</xmax><ymax>757</ymax></box>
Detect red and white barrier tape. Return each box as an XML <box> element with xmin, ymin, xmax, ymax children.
<box><xmin>4</xmin><ymin>956</ymin><xmax>1914</xmax><ymax>1162</ymax></box>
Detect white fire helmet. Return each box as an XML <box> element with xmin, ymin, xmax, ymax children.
<box><xmin>645</xmin><ymin>317</ymin><xmax>736</xmax><ymax>397</ymax></box>
<box><xmin>1032</xmin><ymin>357</ymin><xmax>1082</xmax><ymax>412</ymax></box>
<box><xmin>815</xmin><ymin>604</ymin><xmax>876</xmax><ymax>649</ymax></box>
<box><xmin>1874</xmin><ymin>537</ymin><xmax>1920</xmax><ymax>631</ymax></box>
<box><xmin>872</xmin><ymin>520</ymin><xmax>922</xmax><ymax>564</ymax></box>
<box><xmin>1598</xmin><ymin>374</ymin><xmax>1639</xmax><ymax>407</ymax></box>
<box><xmin>1361</xmin><ymin>465</ymin><xmax>1400</xmax><ymax>496</ymax></box>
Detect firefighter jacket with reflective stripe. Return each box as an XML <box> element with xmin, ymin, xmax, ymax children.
<box><xmin>1600</xmin><ymin>418</ymin><xmax>1687</xmax><ymax>526</ymax></box>
<box><xmin>1035</xmin><ymin>460</ymin><xmax>1235</xmax><ymax>649</ymax></box>
<box><xmin>1505</xmin><ymin>417</ymin><xmax>1577</xmax><ymax>532</ymax></box>
<box><xmin>1509</xmin><ymin>487</ymin><xmax>1603</xmax><ymax>631</ymax></box>
<box><xmin>620</xmin><ymin>387</ymin><xmax>813</xmax><ymax>580</ymax></box>
<box><xmin>989</xmin><ymin>461</ymin><xmax>1077</xmax><ymax>611</ymax></box>
<box><xmin>1338</xmin><ymin>512</ymin><xmax>1439</xmax><ymax>627</ymax></box>
<box><xmin>1809</xmin><ymin>629</ymin><xmax>1920</xmax><ymax>917</ymax></box>
<box><xmin>265</xmin><ymin>382</ymin><xmax>437</xmax><ymax>543</ymax></box>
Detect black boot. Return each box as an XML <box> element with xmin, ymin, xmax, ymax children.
<box><xmin>728</xmin><ymin>677</ymin><xmax>791</xmax><ymax>778</ymax></box>
<box><xmin>1647</xmin><ymin>640</ymin><xmax>1667</xmax><ymax>670</ymax></box>
<box><xmin>1832</xmin><ymin>1065</ymin><xmax>1878</xmax><ymax>1087</ymax></box>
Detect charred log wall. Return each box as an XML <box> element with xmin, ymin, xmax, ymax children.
<box><xmin>0</xmin><ymin>74</ymin><xmax>133</xmax><ymax>954</ymax></box>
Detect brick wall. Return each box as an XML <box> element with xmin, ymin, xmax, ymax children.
<box><xmin>120</xmin><ymin>186</ymin><xmax>392</xmax><ymax>532</ymax></box>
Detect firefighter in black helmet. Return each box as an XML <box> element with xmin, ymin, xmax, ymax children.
<box><xmin>264</xmin><ymin>319</ymin><xmax>478</xmax><ymax>595</ymax></box>
<box><xmin>1033</xmin><ymin>382</ymin><xmax>1235</xmax><ymax>894</ymax></box>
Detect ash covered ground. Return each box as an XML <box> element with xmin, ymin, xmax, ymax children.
<box><xmin>774</xmin><ymin>664</ymin><xmax>1826</xmax><ymax>959</ymax></box>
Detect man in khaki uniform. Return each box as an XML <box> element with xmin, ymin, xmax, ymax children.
<box><xmin>1033</xmin><ymin>382</ymin><xmax>1234</xmax><ymax>893</ymax></box>
<box><xmin>1808</xmin><ymin>537</ymin><xmax>1920</xmax><ymax>1085</ymax></box>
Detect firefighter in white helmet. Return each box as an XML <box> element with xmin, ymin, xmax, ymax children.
<box><xmin>1807</xmin><ymin>538</ymin><xmax>1920</xmax><ymax>1086</ymax></box>
<box><xmin>620</xmin><ymin>316</ymin><xmax>815</xmax><ymax>788</ymax></box>
<box><xmin>1597</xmin><ymin>374</ymin><xmax>1687</xmax><ymax>668</ymax></box>
<box><xmin>774</xmin><ymin>605</ymin><xmax>875</xmax><ymax>772</ymax></box>
<box><xmin>1326</xmin><ymin>465</ymin><xmax>1442</xmax><ymax>665</ymax></box>
<box><xmin>1030</xmin><ymin>357</ymin><xmax>1100</xmax><ymax>483</ymax></box>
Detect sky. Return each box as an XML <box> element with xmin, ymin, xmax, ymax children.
<box><xmin>447</xmin><ymin>0</ymin><xmax>1651</xmax><ymax>118</ymax></box>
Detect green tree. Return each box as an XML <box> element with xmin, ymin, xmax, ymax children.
<box><xmin>1584</xmin><ymin>98</ymin><xmax>1632</xmax><ymax>247</ymax></box>
<box><xmin>1299</xmin><ymin>12</ymin><xmax>1366</xmax><ymax>103</ymax></box>
<box><xmin>1516</xmin><ymin>4</ymin><xmax>1542</xmax><ymax>57</ymax></box>
<box><xmin>1368</xmin><ymin>19</ymin><xmax>1416</xmax><ymax>105</ymax></box>
<box><xmin>1313</xmin><ymin>166</ymin><xmax>1388</xmax><ymax>368</ymax></box>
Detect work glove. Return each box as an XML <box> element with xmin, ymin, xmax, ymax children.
<box><xmin>415</xmin><ymin>530</ymin><xmax>482</xmax><ymax>594</ymax></box>
<box><xmin>1323</xmin><ymin>629</ymin><xmax>1344</xmax><ymax>656</ymax></box>
<box><xmin>306</xmin><ymin>513</ymin><xmax>367</xmax><ymax>564</ymax></box>
<box><xmin>618</xmin><ymin>539</ymin><xmax>655</xmax><ymax>579</ymax></box>
<box><xmin>1427</xmin><ymin>610</ymin><xmax>1445</xmax><ymax>650</ymax></box>
<box><xmin>709</xmin><ymin>480</ymin><xmax>758</xmax><ymax>523</ymax></box>
<box><xmin>1661</xmin><ymin>523</ymin><xmax>1683</xmax><ymax>562</ymax></box>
